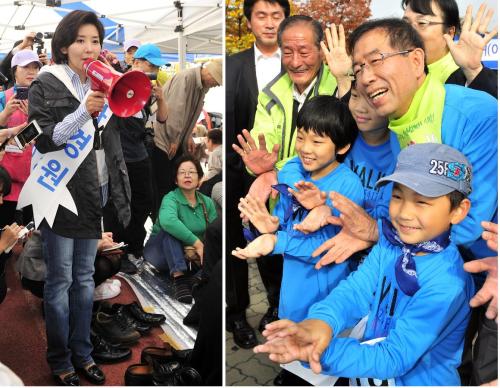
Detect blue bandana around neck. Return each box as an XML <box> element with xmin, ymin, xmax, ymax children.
<box><xmin>271</xmin><ymin>183</ymin><xmax>308</xmax><ymax>222</ymax></box>
<box><xmin>381</xmin><ymin>218</ymin><xmax>451</xmax><ymax>296</ymax></box>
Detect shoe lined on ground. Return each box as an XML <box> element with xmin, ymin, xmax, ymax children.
<box><xmin>141</xmin><ymin>346</ymin><xmax>193</xmax><ymax>367</ymax></box>
<box><xmin>124</xmin><ymin>363</ymin><xmax>153</xmax><ymax>386</ymax></box>
<box><xmin>52</xmin><ymin>371</ymin><xmax>80</xmax><ymax>386</ymax></box>
<box><xmin>77</xmin><ymin>364</ymin><xmax>105</xmax><ymax>385</ymax></box>
<box><xmin>227</xmin><ymin>317</ymin><xmax>258</xmax><ymax>349</ymax></box>
<box><xmin>258</xmin><ymin>306</ymin><xmax>279</xmax><ymax>333</ymax></box>
<box><xmin>125</xmin><ymin>301</ymin><xmax>166</xmax><ymax>326</ymax></box>
<box><xmin>109</xmin><ymin>278</ymin><xmax>121</xmax><ymax>288</ymax></box>
<box><xmin>110</xmin><ymin>305</ymin><xmax>152</xmax><ymax>335</ymax></box>
<box><xmin>93</xmin><ymin>281</ymin><xmax>121</xmax><ymax>301</ymax></box>
<box><xmin>140</xmin><ymin>346</ymin><xmax>173</xmax><ymax>365</ymax></box>
<box><xmin>90</xmin><ymin>330</ymin><xmax>131</xmax><ymax>364</ymax></box>
<box><xmin>152</xmin><ymin>361</ymin><xmax>202</xmax><ymax>386</ymax></box>
<box><xmin>92</xmin><ymin>311</ymin><xmax>141</xmax><ymax>345</ymax></box>
<box><xmin>173</xmin><ymin>275</ymin><xmax>193</xmax><ymax>304</ymax></box>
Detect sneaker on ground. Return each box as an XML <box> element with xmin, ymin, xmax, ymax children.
<box><xmin>106</xmin><ymin>279</ymin><xmax>121</xmax><ymax>289</ymax></box>
<box><xmin>94</xmin><ymin>282</ymin><xmax>121</xmax><ymax>301</ymax></box>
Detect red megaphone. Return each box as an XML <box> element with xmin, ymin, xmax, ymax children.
<box><xmin>83</xmin><ymin>58</ymin><xmax>151</xmax><ymax>118</ymax></box>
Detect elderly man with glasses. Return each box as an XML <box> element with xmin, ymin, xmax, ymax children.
<box><xmin>308</xmin><ymin>17</ymin><xmax>497</xmax><ymax>386</ymax></box>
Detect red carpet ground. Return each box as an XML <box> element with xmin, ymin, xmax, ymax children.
<box><xmin>0</xmin><ymin>249</ymin><xmax>169</xmax><ymax>386</ymax></box>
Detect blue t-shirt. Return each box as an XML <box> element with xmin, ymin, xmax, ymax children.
<box><xmin>273</xmin><ymin>159</ymin><xmax>364</xmax><ymax>322</ymax></box>
<box><xmin>344</xmin><ymin>134</ymin><xmax>395</xmax><ymax>219</ymax></box>
<box><xmin>389</xmin><ymin>84</ymin><xmax>498</xmax><ymax>258</ymax></box>
<box><xmin>308</xmin><ymin>226</ymin><xmax>474</xmax><ymax>386</ymax></box>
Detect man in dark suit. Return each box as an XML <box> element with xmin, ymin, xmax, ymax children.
<box><xmin>226</xmin><ymin>0</ymin><xmax>290</xmax><ymax>349</ymax></box>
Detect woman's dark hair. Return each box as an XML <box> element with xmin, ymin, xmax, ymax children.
<box><xmin>244</xmin><ymin>0</ymin><xmax>290</xmax><ymax>21</ymax></box>
<box><xmin>11</xmin><ymin>62</ymin><xmax>41</xmax><ymax>84</ymax></box>
<box><xmin>402</xmin><ymin>0</ymin><xmax>460</xmax><ymax>34</ymax></box>
<box><xmin>296</xmin><ymin>95</ymin><xmax>358</xmax><ymax>154</ymax></box>
<box><xmin>51</xmin><ymin>10</ymin><xmax>104</xmax><ymax>64</ymax></box>
<box><xmin>207</xmin><ymin>129</ymin><xmax>222</xmax><ymax>145</ymax></box>
<box><xmin>175</xmin><ymin>154</ymin><xmax>204</xmax><ymax>181</ymax></box>
<box><xmin>0</xmin><ymin>166</ymin><xmax>12</xmax><ymax>197</ymax></box>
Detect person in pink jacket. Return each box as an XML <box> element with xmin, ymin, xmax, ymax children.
<box><xmin>0</xmin><ymin>49</ymin><xmax>41</xmax><ymax>227</ymax></box>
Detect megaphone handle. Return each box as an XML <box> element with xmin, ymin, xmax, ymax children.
<box><xmin>92</xmin><ymin>117</ymin><xmax>103</xmax><ymax>150</ymax></box>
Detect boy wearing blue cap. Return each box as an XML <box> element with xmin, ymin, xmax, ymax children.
<box><xmin>255</xmin><ymin>143</ymin><xmax>475</xmax><ymax>386</ymax></box>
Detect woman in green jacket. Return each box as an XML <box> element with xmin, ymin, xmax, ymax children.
<box><xmin>145</xmin><ymin>155</ymin><xmax>217</xmax><ymax>303</ymax></box>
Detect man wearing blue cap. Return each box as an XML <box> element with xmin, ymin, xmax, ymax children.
<box><xmin>255</xmin><ymin>143</ymin><xmax>475</xmax><ymax>386</ymax></box>
<box><xmin>103</xmin><ymin>43</ymin><xmax>168</xmax><ymax>271</ymax></box>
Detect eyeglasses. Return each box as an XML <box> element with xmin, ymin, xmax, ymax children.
<box><xmin>177</xmin><ymin>170</ymin><xmax>198</xmax><ymax>176</ymax></box>
<box><xmin>352</xmin><ymin>49</ymin><xmax>415</xmax><ymax>79</ymax></box>
<box><xmin>404</xmin><ymin>18</ymin><xmax>446</xmax><ymax>31</ymax></box>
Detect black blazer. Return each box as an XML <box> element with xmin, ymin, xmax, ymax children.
<box><xmin>226</xmin><ymin>47</ymin><xmax>259</xmax><ymax>168</ymax></box>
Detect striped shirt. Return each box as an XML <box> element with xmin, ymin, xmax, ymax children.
<box><xmin>52</xmin><ymin>65</ymin><xmax>92</xmax><ymax>146</ymax></box>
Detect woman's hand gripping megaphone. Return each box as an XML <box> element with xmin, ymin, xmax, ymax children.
<box><xmin>83</xmin><ymin>58</ymin><xmax>151</xmax><ymax>118</ymax></box>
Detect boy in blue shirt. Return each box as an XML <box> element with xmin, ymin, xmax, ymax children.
<box><xmin>233</xmin><ymin>96</ymin><xmax>364</xmax><ymax>323</ymax></box>
<box><xmin>255</xmin><ymin>143</ymin><xmax>475</xmax><ymax>386</ymax></box>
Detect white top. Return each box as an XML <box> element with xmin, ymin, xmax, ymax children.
<box><xmin>292</xmin><ymin>76</ymin><xmax>317</xmax><ymax>112</ymax></box>
<box><xmin>254</xmin><ymin>43</ymin><xmax>281</xmax><ymax>92</ymax></box>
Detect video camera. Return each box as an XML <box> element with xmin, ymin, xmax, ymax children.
<box><xmin>33</xmin><ymin>32</ymin><xmax>54</xmax><ymax>55</ymax></box>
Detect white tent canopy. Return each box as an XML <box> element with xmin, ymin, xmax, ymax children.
<box><xmin>0</xmin><ymin>0</ymin><xmax>222</xmax><ymax>63</ymax></box>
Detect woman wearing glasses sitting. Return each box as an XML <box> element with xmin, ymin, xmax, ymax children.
<box><xmin>402</xmin><ymin>0</ymin><xmax>496</xmax><ymax>97</ymax></box>
<box><xmin>144</xmin><ymin>154</ymin><xmax>217</xmax><ymax>303</ymax></box>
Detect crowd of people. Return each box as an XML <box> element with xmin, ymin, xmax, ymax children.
<box><xmin>0</xmin><ymin>8</ymin><xmax>223</xmax><ymax>387</ymax></box>
<box><xmin>228</xmin><ymin>0</ymin><xmax>497</xmax><ymax>386</ymax></box>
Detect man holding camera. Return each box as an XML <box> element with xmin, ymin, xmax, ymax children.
<box><xmin>152</xmin><ymin>57</ymin><xmax>222</xmax><ymax>217</ymax></box>
<box><xmin>0</xmin><ymin>32</ymin><xmax>49</xmax><ymax>88</ymax></box>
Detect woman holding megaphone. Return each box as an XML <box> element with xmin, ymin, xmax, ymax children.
<box><xmin>26</xmin><ymin>10</ymin><xmax>131</xmax><ymax>386</ymax></box>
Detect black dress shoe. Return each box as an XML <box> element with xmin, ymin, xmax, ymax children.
<box><xmin>258</xmin><ymin>306</ymin><xmax>279</xmax><ymax>332</ymax></box>
<box><xmin>112</xmin><ymin>305</ymin><xmax>152</xmax><ymax>334</ymax></box>
<box><xmin>152</xmin><ymin>361</ymin><xmax>202</xmax><ymax>386</ymax></box>
<box><xmin>52</xmin><ymin>372</ymin><xmax>80</xmax><ymax>386</ymax></box>
<box><xmin>227</xmin><ymin>318</ymin><xmax>258</xmax><ymax>349</ymax></box>
<box><xmin>93</xmin><ymin>312</ymin><xmax>141</xmax><ymax>345</ymax></box>
<box><xmin>124</xmin><ymin>363</ymin><xmax>153</xmax><ymax>386</ymax></box>
<box><xmin>91</xmin><ymin>330</ymin><xmax>132</xmax><ymax>364</ymax></box>
<box><xmin>141</xmin><ymin>346</ymin><xmax>194</xmax><ymax>367</ymax></box>
<box><xmin>77</xmin><ymin>364</ymin><xmax>105</xmax><ymax>385</ymax></box>
<box><xmin>140</xmin><ymin>346</ymin><xmax>173</xmax><ymax>365</ymax></box>
<box><xmin>126</xmin><ymin>301</ymin><xmax>166</xmax><ymax>326</ymax></box>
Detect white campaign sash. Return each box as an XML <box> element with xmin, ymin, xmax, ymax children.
<box><xmin>18</xmin><ymin>103</ymin><xmax>113</xmax><ymax>228</ymax></box>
